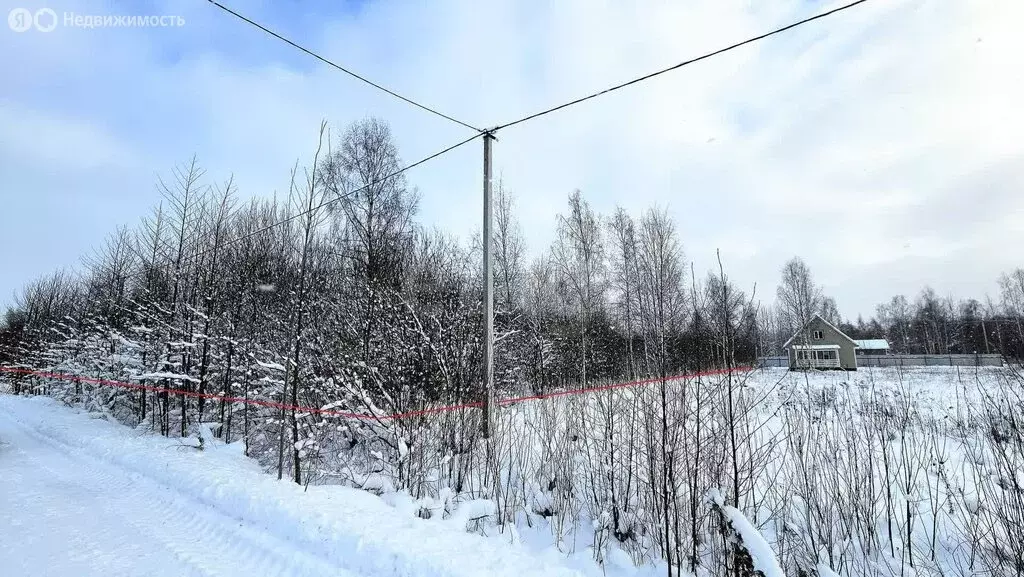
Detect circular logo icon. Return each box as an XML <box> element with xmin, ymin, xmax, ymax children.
<box><xmin>34</xmin><ymin>7</ymin><xmax>57</xmax><ymax>32</ymax></box>
<box><xmin>8</xmin><ymin>7</ymin><xmax>33</xmax><ymax>32</ymax></box>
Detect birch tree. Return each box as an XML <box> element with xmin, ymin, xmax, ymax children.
<box><xmin>552</xmin><ymin>190</ymin><xmax>605</xmax><ymax>387</ymax></box>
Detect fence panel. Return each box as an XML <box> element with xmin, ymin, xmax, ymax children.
<box><xmin>756</xmin><ymin>356</ymin><xmax>788</xmax><ymax>368</ymax></box>
<box><xmin>760</xmin><ymin>354</ymin><xmax>1004</xmax><ymax>368</ymax></box>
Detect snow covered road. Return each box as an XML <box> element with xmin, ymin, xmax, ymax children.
<box><xmin>0</xmin><ymin>399</ymin><xmax>360</xmax><ymax>577</ymax></box>
<box><xmin>0</xmin><ymin>395</ymin><xmax>583</xmax><ymax>577</ymax></box>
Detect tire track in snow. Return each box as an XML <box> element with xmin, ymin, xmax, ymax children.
<box><xmin>0</xmin><ymin>404</ymin><xmax>358</xmax><ymax>577</ymax></box>
<box><xmin>1</xmin><ymin>413</ymin><xmax>208</xmax><ymax>577</ymax></box>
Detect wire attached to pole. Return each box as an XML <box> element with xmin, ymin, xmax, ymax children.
<box><xmin>205</xmin><ymin>0</ymin><xmax>485</xmax><ymax>133</ymax></box>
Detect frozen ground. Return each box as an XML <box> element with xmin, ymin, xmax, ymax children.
<box><xmin>0</xmin><ymin>394</ymin><xmax>584</xmax><ymax>577</ymax></box>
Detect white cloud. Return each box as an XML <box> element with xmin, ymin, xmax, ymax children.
<box><xmin>1</xmin><ymin>0</ymin><xmax>1022</xmax><ymax>318</ymax></box>
<box><xmin>0</xmin><ymin>100</ymin><xmax>142</xmax><ymax>170</ymax></box>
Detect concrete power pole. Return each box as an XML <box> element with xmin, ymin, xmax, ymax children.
<box><xmin>482</xmin><ymin>131</ymin><xmax>495</xmax><ymax>439</ymax></box>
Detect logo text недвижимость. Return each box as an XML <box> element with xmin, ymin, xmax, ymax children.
<box><xmin>9</xmin><ymin>8</ymin><xmax>185</xmax><ymax>32</ymax></box>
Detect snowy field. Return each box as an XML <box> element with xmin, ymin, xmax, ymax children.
<box><xmin>468</xmin><ymin>365</ymin><xmax>1024</xmax><ymax>577</ymax></box>
<box><xmin>2</xmin><ymin>365</ymin><xmax>1022</xmax><ymax>577</ymax></box>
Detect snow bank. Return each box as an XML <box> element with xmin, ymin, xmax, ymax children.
<box><xmin>255</xmin><ymin>360</ymin><xmax>287</xmax><ymax>372</ymax></box>
<box><xmin>723</xmin><ymin>508</ymin><xmax>784</xmax><ymax>577</ymax></box>
<box><xmin>707</xmin><ymin>488</ymin><xmax>784</xmax><ymax>577</ymax></box>
<box><xmin>0</xmin><ymin>395</ymin><xmax>584</xmax><ymax>577</ymax></box>
<box><xmin>138</xmin><ymin>371</ymin><xmax>200</xmax><ymax>382</ymax></box>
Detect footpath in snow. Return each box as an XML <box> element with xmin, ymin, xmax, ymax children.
<box><xmin>0</xmin><ymin>394</ymin><xmax>584</xmax><ymax>577</ymax></box>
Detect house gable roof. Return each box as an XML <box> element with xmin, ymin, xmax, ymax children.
<box><xmin>782</xmin><ymin>313</ymin><xmax>858</xmax><ymax>349</ymax></box>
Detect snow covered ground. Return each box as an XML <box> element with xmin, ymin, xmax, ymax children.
<box><xmin>3</xmin><ymin>365</ymin><xmax>1021</xmax><ymax>577</ymax></box>
<box><xmin>0</xmin><ymin>394</ymin><xmax>585</xmax><ymax>577</ymax></box>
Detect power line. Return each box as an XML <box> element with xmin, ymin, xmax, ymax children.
<box><xmin>55</xmin><ymin>1</ymin><xmax>871</xmax><ymax>283</ymax></box>
<box><xmin>493</xmin><ymin>0</ymin><xmax>871</xmax><ymax>131</ymax></box>
<box><xmin>205</xmin><ymin>0</ymin><xmax>484</xmax><ymax>134</ymax></box>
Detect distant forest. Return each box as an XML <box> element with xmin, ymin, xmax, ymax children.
<box><xmin>768</xmin><ymin>261</ymin><xmax>1024</xmax><ymax>359</ymax></box>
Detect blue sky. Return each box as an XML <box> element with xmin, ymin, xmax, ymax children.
<box><xmin>2</xmin><ymin>0</ymin><xmax>1023</xmax><ymax>319</ymax></box>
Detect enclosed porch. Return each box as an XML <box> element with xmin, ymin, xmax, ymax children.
<box><xmin>790</xmin><ymin>344</ymin><xmax>842</xmax><ymax>369</ymax></box>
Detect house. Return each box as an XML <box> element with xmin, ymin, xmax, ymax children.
<box><xmin>853</xmin><ymin>339</ymin><xmax>890</xmax><ymax>356</ymax></box>
<box><xmin>782</xmin><ymin>314</ymin><xmax>859</xmax><ymax>370</ymax></box>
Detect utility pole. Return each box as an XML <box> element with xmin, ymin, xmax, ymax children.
<box><xmin>482</xmin><ymin>130</ymin><xmax>496</xmax><ymax>439</ymax></box>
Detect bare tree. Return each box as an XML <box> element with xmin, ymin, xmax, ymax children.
<box><xmin>321</xmin><ymin>117</ymin><xmax>418</xmax><ymax>290</ymax></box>
<box><xmin>777</xmin><ymin>257</ymin><xmax>822</xmax><ymax>334</ymax></box>
<box><xmin>194</xmin><ymin>177</ymin><xmax>237</xmax><ymax>423</ymax></box>
<box><xmin>493</xmin><ymin>178</ymin><xmax>525</xmax><ymax>311</ymax></box>
<box><xmin>524</xmin><ymin>257</ymin><xmax>556</xmax><ymax>393</ymax></box>
<box><xmin>81</xmin><ymin>226</ymin><xmax>138</xmax><ymax>331</ymax></box>
<box><xmin>279</xmin><ymin>121</ymin><xmax>330</xmax><ymax>484</ymax></box>
<box><xmin>1000</xmin><ymin>268</ymin><xmax>1024</xmax><ymax>356</ymax></box>
<box><xmin>156</xmin><ymin>157</ymin><xmax>208</xmax><ymax>437</ymax></box>
<box><xmin>877</xmin><ymin>295</ymin><xmax>912</xmax><ymax>353</ymax></box>
<box><xmin>552</xmin><ymin>190</ymin><xmax>605</xmax><ymax>388</ymax></box>
<box><xmin>607</xmin><ymin>207</ymin><xmax>643</xmax><ymax>380</ymax></box>
<box><xmin>820</xmin><ymin>296</ymin><xmax>841</xmax><ymax>327</ymax></box>
<box><xmin>635</xmin><ymin>207</ymin><xmax>686</xmax><ymax>576</ymax></box>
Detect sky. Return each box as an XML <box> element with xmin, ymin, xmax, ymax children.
<box><xmin>1</xmin><ymin>0</ymin><xmax>1022</xmax><ymax>320</ymax></box>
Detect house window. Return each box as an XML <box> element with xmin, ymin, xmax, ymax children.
<box><xmin>813</xmin><ymin>330</ymin><xmax>823</xmax><ymax>340</ymax></box>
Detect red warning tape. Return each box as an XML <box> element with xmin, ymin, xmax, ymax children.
<box><xmin>0</xmin><ymin>365</ymin><xmax>750</xmax><ymax>421</ymax></box>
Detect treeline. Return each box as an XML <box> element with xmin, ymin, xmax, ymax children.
<box><xmin>857</xmin><ymin>283</ymin><xmax>1024</xmax><ymax>357</ymax></box>
<box><xmin>0</xmin><ymin>118</ymin><xmax>767</xmax><ymax>476</ymax></box>
<box><xmin>3</xmin><ymin>118</ymin><xmax>1022</xmax><ymax>426</ymax></box>
<box><xmin>2</xmin><ymin>117</ymin><xmax>1022</xmax><ymax>418</ymax></box>
<box><xmin>759</xmin><ymin>258</ymin><xmax>1024</xmax><ymax>359</ymax></box>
